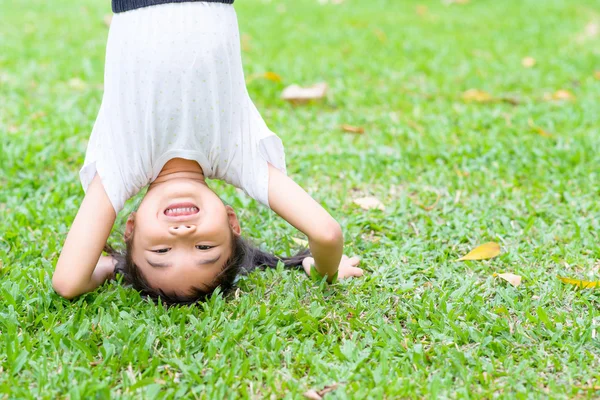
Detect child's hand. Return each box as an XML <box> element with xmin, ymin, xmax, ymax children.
<box><xmin>302</xmin><ymin>255</ymin><xmax>363</xmax><ymax>281</ymax></box>
<box><xmin>95</xmin><ymin>255</ymin><xmax>117</xmax><ymax>281</ymax></box>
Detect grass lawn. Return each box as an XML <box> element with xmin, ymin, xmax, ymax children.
<box><xmin>2</xmin><ymin>0</ymin><xmax>600</xmax><ymax>398</ymax></box>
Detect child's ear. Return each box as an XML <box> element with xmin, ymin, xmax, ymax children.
<box><xmin>124</xmin><ymin>212</ymin><xmax>136</xmax><ymax>241</ymax></box>
<box><xmin>225</xmin><ymin>206</ymin><xmax>241</xmax><ymax>236</ymax></box>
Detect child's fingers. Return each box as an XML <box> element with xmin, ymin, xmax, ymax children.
<box><xmin>340</xmin><ymin>267</ymin><xmax>364</xmax><ymax>279</ymax></box>
<box><xmin>302</xmin><ymin>257</ymin><xmax>315</xmax><ymax>275</ymax></box>
<box><xmin>348</xmin><ymin>256</ymin><xmax>361</xmax><ymax>266</ymax></box>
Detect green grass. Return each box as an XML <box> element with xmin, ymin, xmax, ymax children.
<box><xmin>1</xmin><ymin>0</ymin><xmax>600</xmax><ymax>398</ymax></box>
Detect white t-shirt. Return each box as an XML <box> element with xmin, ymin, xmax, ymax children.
<box><xmin>78</xmin><ymin>2</ymin><xmax>286</xmax><ymax>215</ymax></box>
<box><xmin>79</xmin><ymin>99</ymin><xmax>287</xmax><ymax>214</ymax></box>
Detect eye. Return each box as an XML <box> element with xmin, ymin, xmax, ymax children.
<box><xmin>152</xmin><ymin>248</ymin><xmax>170</xmax><ymax>253</ymax></box>
<box><xmin>196</xmin><ymin>245</ymin><xmax>214</xmax><ymax>250</ymax></box>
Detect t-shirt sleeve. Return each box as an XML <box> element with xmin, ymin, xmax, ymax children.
<box><xmin>79</xmin><ymin>106</ymin><xmax>142</xmax><ymax>215</ymax></box>
<box><xmin>248</xmin><ymin>133</ymin><xmax>287</xmax><ymax>207</ymax></box>
<box><xmin>211</xmin><ymin>131</ymin><xmax>286</xmax><ymax>209</ymax></box>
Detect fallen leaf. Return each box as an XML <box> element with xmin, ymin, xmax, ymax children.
<box><xmin>303</xmin><ymin>383</ymin><xmax>340</xmax><ymax>399</ymax></box>
<box><xmin>594</xmin><ymin>71</ymin><xmax>600</xmax><ymax>80</ymax></box>
<box><xmin>354</xmin><ymin>196</ymin><xmax>385</xmax><ymax>211</ymax></box>
<box><xmin>303</xmin><ymin>390</ymin><xmax>322</xmax><ymax>400</ymax></box>
<box><xmin>458</xmin><ymin>242</ymin><xmax>501</xmax><ymax>261</ymax></box>
<box><xmin>317</xmin><ymin>383</ymin><xmax>339</xmax><ymax>396</ymax></box>
<box><xmin>553</xmin><ymin>89</ymin><xmax>575</xmax><ymax>100</ymax></box>
<box><xmin>341</xmin><ymin>124</ymin><xmax>365</xmax><ymax>134</ymax></box>
<box><xmin>462</xmin><ymin>89</ymin><xmax>494</xmax><ymax>103</ymax></box>
<box><xmin>544</xmin><ymin>89</ymin><xmax>575</xmax><ymax>101</ymax></box>
<box><xmin>558</xmin><ymin>276</ymin><xmax>600</xmax><ymax>289</ymax></box>
<box><xmin>103</xmin><ymin>14</ymin><xmax>112</xmax><ymax>27</ymax></box>
<box><xmin>528</xmin><ymin>118</ymin><xmax>553</xmax><ymax>138</ymax></box>
<box><xmin>576</xmin><ymin>386</ymin><xmax>600</xmax><ymax>391</ymax></box>
<box><xmin>521</xmin><ymin>56</ymin><xmax>536</xmax><ymax>68</ymax></box>
<box><xmin>247</xmin><ymin>72</ymin><xmax>282</xmax><ymax>84</ymax></box>
<box><xmin>461</xmin><ymin>90</ymin><xmax>518</xmax><ymax>105</ymax></box>
<box><xmin>264</xmin><ymin>72</ymin><xmax>282</xmax><ymax>82</ymax></box>
<box><xmin>585</xmin><ymin>22</ymin><xmax>599</xmax><ymax>36</ymax></box>
<box><xmin>281</xmin><ymin>82</ymin><xmax>328</xmax><ymax>104</ymax></box>
<box><xmin>578</xmin><ymin>22</ymin><xmax>599</xmax><ymax>42</ymax></box>
<box><xmin>493</xmin><ymin>272</ymin><xmax>522</xmax><ymax>287</ymax></box>
<box><xmin>409</xmin><ymin>192</ymin><xmax>441</xmax><ymax>211</ymax></box>
<box><xmin>498</xmin><ymin>96</ymin><xmax>520</xmax><ymax>105</ymax></box>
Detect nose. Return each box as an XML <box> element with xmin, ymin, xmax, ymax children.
<box><xmin>169</xmin><ymin>224</ymin><xmax>197</xmax><ymax>236</ymax></box>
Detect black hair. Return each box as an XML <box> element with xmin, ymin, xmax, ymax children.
<box><xmin>104</xmin><ymin>235</ymin><xmax>310</xmax><ymax>306</ymax></box>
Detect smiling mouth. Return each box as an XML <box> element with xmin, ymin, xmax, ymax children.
<box><xmin>164</xmin><ymin>203</ymin><xmax>200</xmax><ymax>216</ymax></box>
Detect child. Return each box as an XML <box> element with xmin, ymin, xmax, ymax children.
<box><xmin>53</xmin><ymin>0</ymin><xmax>363</xmax><ymax>305</ymax></box>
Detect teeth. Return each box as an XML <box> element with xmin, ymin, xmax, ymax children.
<box><xmin>165</xmin><ymin>206</ymin><xmax>198</xmax><ymax>215</ymax></box>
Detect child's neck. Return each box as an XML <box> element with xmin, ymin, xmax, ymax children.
<box><xmin>150</xmin><ymin>158</ymin><xmax>205</xmax><ymax>186</ymax></box>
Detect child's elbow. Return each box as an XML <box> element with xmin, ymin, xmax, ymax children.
<box><xmin>52</xmin><ymin>275</ymin><xmax>79</xmax><ymax>300</ymax></box>
<box><xmin>314</xmin><ymin>220</ymin><xmax>344</xmax><ymax>246</ymax></box>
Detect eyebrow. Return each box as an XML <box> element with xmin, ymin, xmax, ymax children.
<box><xmin>146</xmin><ymin>254</ymin><xmax>222</xmax><ymax>269</ymax></box>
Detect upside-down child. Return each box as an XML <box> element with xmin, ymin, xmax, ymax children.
<box><xmin>53</xmin><ymin>0</ymin><xmax>363</xmax><ymax>305</ymax></box>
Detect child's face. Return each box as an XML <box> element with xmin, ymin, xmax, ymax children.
<box><xmin>125</xmin><ymin>178</ymin><xmax>240</xmax><ymax>295</ymax></box>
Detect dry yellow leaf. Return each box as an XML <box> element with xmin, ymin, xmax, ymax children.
<box><xmin>263</xmin><ymin>72</ymin><xmax>282</xmax><ymax>82</ymax></box>
<box><xmin>528</xmin><ymin>118</ymin><xmax>553</xmax><ymax>138</ymax></box>
<box><xmin>594</xmin><ymin>71</ymin><xmax>600</xmax><ymax>80</ymax></box>
<box><xmin>493</xmin><ymin>272</ymin><xmax>522</xmax><ymax>287</ymax></box>
<box><xmin>553</xmin><ymin>89</ymin><xmax>575</xmax><ymax>100</ymax></box>
<box><xmin>558</xmin><ymin>276</ymin><xmax>600</xmax><ymax>289</ymax></box>
<box><xmin>462</xmin><ymin>89</ymin><xmax>494</xmax><ymax>103</ymax></box>
<box><xmin>341</xmin><ymin>124</ymin><xmax>365</xmax><ymax>134</ymax></box>
<box><xmin>409</xmin><ymin>192</ymin><xmax>441</xmax><ymax>211</ymax></box>
<box><xmin>353</xmin><ymin>196</ymin><xmax>385</xmax><ymax>211</ymax></box>
<box><xmin>103</xmin><ymin>14</ymin><xmax>112</xmax><ymax>27</ymax></box>
<box><xmin>521</xmin><ymin>56</ymin><xmax>536</xmax><ymax>68</ymax></box>
<box><xmin>544</xmin><ymin>89</ymin><xmax>575</xmax><ymax>101</ymax></box>
<box><xmin>247</xmin><ymin>72</ymin><xmax>282</xmax><ymax>84</ymax></box>
<box><xmin>416</xmin><ymin>5</ymin><xmax>428</xmax><ymax>16</ymax></box>
<box><xmin>458</xmin><ymin>242</ymin><xmax>501</xmax><ymax>261</ymax></box>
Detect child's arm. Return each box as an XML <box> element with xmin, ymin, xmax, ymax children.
<box><xmin>52</xmin><ymin>174</ymin><xmax>117</xmax><ymax>299</ymax></box>
<box><xmin>267</xmin><ymin>164</ymin><xmax>363</xmax><ymax>282</ymax></box>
